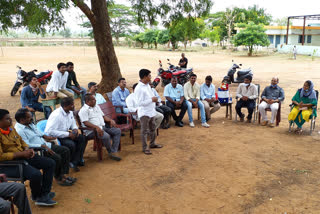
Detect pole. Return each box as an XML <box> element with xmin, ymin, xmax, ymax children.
<box><xmin>302</xmin><ymin>16</ymin><xmax>306</xmax><ymax>45</ymax></box>
<box><xmin>286</xmin><ymin>17</ymin><xmax>290</xmax><ymax>45</ymax></box>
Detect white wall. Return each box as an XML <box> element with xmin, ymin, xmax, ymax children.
<box><xmin>277</xmin><ymin>44</ymin><xmax>320</xmax><ymax>56</ymax></box>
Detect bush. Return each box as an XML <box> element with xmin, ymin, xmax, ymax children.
<box><xmin>222</xmin><ymin>46</ymin><xmax>227</xmax><ymax>50</ymax></box>
<box><xmin>18</xmin><ymin>42</ymin><xmax>24</xmax><ymax>47</ymax></box>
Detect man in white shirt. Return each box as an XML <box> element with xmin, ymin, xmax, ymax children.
<box><xmin>79</xmin><ymin>94</ymin><xmax>122</xmax><ymax>161</ymax></box>
<box><xmin>200</xmin><ymin>75</ymin><xmax>220</xmax><ymax>121</ymax></box>
<box><xmin>45</xmin><ymin>97</ymin><xmax>87</xmax><ymax>172</ymax></box>
<box><xmin>235</xmin><ymin>76</ymin><xmax>258</xmax><ymax>123</ymax></box>
<box><xmin>135</xmin><ymin>69</ymin><xmax>163</xmax><ymax>155</ymax></box>
<box><xmin>151</xmin><ymin>85</ymin><xmax>170</xmax><ymax>129</ymax></box>
<box><xmin>46</xmin><ymin>63</ymin><xmax>74</xmax><ymax>99</ymax></box>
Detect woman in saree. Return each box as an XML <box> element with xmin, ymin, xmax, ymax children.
<box><xmin>288</xmin><ymin>80</ymin><xmax>317</xmax><ymax>134</ymax></box>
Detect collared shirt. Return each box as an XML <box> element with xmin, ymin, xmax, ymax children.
<box><xmin>0</xmin><ymin>126</ymin><xmax>28</xmax><ymax>161</ymax></box>
<box><xmin>126</xmin><ymin>93</ymin><xmax>139</xmax><ymax>121</ymax></box>
<box><xmin>66</xmin><ymin>70</ymin><xmax>80</xmax><ymax>89</ymax></box>
<box><xmin>112</xmin><ymin>86</ymin><xmax>130</xmax><ymax>107</ymax></box>
<box><xmin>46</xmin><ymin>71</ymin><xmax>69</xmax><ymax>92</ymax></box>
<box><xmin>184</xmin><ymin>82</ymin><xmax>200</xmax><ymax>100</ymax></box>
<box><xmin>163</xmin><ymin>83</ymin><xmax>184</xmax><ymax>101</ymax></box>
<box><xmin>236</xmin><ymin>83</ymin><xmax>258</xmax><ymax>100</ymax></box>
<box><xmin>78</xmin><ymin>104</ymin><xmax>105</xmax><ymax>136</ymax></box>
<box><xmin>45</xmin><ymin>107</ymin><xmax>78</xmax><ymax>138</ymax></box>
<box><xmin>151</xmin><ymin>88</ymin><xmax>162</xmax><ymax>105</ymax></box>
<box><xmin>95</xmin><ymin>93</ymin><xmax>106</xmax><ymax>105</ymax></box>
<box><xmin>15</xmin><ymin>123</ymin><xmax>51</xmax><ymax>148</ymax></box>
<box><xmin>20</xmin><ymin>85</ymin><xmax>46</xmax><ymax>107</ymax></box>
<box><xmin>200</xmin><ymin>83</ymin><xmax>215</xmax><ymax>100</ymax></box>
<box><xmin>261</xmin><ymin>85</ymin><xmax>285</xmax><ymax>101</ymax></box>
<box><xmin>134</xmin><ymin>81</ymin><xmax>156</xmax><ymax>118</ymax></box>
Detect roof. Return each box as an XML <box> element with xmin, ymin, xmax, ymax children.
<box><xmin>265</xmin><ymin>26</ymin><xmax>320</xmax><ymax>30</ymax></box>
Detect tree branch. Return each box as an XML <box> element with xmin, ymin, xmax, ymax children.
<box><xmin>72</xmin><ymin>0</ymin><xmax>96</xmax><ymax>24</ymax></box>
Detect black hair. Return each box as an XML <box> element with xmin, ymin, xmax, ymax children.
<box><xmin>27</xmin><ymin>75</ymin><xmax>37</xmax><ymax>83</ymax></box>
<box><xmin>66</xmin><ymin>62</ymin><xmax>74</xmax><ymax>67</ymax></box>
<box><xmin>57</xmin><ymin>63</ymin><xmax>66</xmax><ymax>69</ymax></box>
<box><xmin>244</xmin><ymin>75</ymin><xmax>252</xmax><ymax>81</ymax></box>
<box><xmin>15</xmin><ymin>108</ymin><xmax>29</xmax><ymax>123</ymax></box>
<box><xmin>132</xmin><ymin>83</ymin><xmax>138</xmax><ymax>90</ymax></box>
<box><xmin>306</xmin><ymin>80</ymin><xmax>312</xmax><ymax>87</ymax></box>
<box><xmin>171</xmin><ymin>76</ymin><xmax>178</xmax><ymax>80</ymax></box>
<box><xmin>84</xmin><ymin>93</ymin><xmax>94</xmax><ymax>103</ymax></box>
<box><xmin>190</xmin><ymin>73</ymin><xmax>197</xmax><ymax>78</ymax></box>
<box><xmin>0</xmin><ymin>109</ymin><xmax>9</xmax><ymax>120</ymax></box>
<box><xmin>88</xmin><ymin>82</ymin><xmax>97</xmax><ymax>89</ymax></box>
<box><xmin>60</xmin><ymin>97</ymin><xmax>74</xmax><ymax>108</ymax></box>
<box><xmin>118</xmin><ymin>78</ymin><xmax>125</xmax><ymax>83</ymax></box>
<box><xmin>205</xmin><ymin>75</ymin><xmax>212</xmax><ymax>82</ymax></box>
<box><xmin>139</xmin><ymin>69</ymin><xmax>151</xmax><ymax>79</ymax></box>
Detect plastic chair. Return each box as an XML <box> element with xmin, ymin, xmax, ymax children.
<box><xmin>36</xmin><ymin>120</ymin><xmax>60</xmax><ymax>145</ymax></box>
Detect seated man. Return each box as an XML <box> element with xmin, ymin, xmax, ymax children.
<box><xmin>200</xmin><ymin>75</ymin><xmax>221</xmax><ymax>121</ymax></box>
<box><xmin>151</xmin><ymin>84</ymin><xmax>171</xmax><ymax>129</ymax></box>
<box><xmin>184</xmin><ymin>74</ymin><xmax>209</xmax><ymax>128</ymax></box>
<box><xmin>45</xmin><ymin>97</ymin><xmax>87</xmax><ymax>172</ymax></box>
<box><xmin>79</xmin><ymin>94</ymin><xmax>122</xmax><ymax>161</ymax></box>
<box><xmin>164</xmin><ymin>77</ymin><xmax>188</xmax><ymax>127</ymax></box>
<box><xmin>235</xmin><ymin>76</ymin><xmax>258</xmax><ymax>123</ymax></box>
<box><xmin>46</xmin><ymin>63</ymin><xmax>74</xmax><ymax>99</ymax></box>
<box><xmin>66</xmin><ymin>62</ymin><xmax>87</xmax><ymax>106</ymax></box>
<box><xmin>0</xmin><ymin>175</ymin><xmax>32</xmax><ymax>214</ymax></box>
<box><xmin>15</xmin><ymin>108</ymin><xmax>76</xmax><ymax>186</ymax></box>
<box><xmin>20</xmin><ymin>76</ymin><xmax>52</xmax><ymax>119</ymax></box>
<box><xmin>259</xmin><ymin>77</ymin><xmax>285</xmax><ymax>127</ymax></box>
<box><xmin>88</xmin><ymin>82</ymin><xmax>106</xmax><ymax>105</ymax></box>
<box><xmin>0</xmin><ymin>109</ymin><xmax>56</xmax><ymax>206</ymax></box>
<box><xmin>112</xmin><ymin>78</ymin><xmax>130</xmax><ymax>114</ymax></box>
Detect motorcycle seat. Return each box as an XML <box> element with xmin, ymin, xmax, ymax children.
<box><xmin>238</xmin><ymin>69</ymin><xmax>251</xmax><ymax>75</ymax></box>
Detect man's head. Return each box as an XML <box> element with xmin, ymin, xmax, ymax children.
<box><xmin>181</xmin><ymin>53</ymin><xmax>185</xmax><ymax>58</ymax></box>
<box><xmin>66</xmin><ymin>62</ymin><xmax>74</xmax><ymax>72</ymax></box>
<box><xmin>132</xmin><ymin>83</ymin><xmax>138</xmax><ymax>92</ymax></box>
<box><xmin>271</xmin><ymin>77</ymin><xmax>279</xmax><ymax>86</ymax></box>
<box><xmin>171</xmin><ymin>76</ymin><xmax>178</xmax><ymax>87</ymax></box>
<box><xmin>205</xmin><ymin>75</ymin><xmax>212</xmax><ymax>86</ymax></box>
<box><xmin>244</xmin><ymin>75</ymin><xmax>252</xmax><ymax>84</ymax></box>
<box><xmin>29</xmin><ymin>76</ymin><xmax>38</xmax><ymax>87</ymax></box>
<box><xmin>15</xmin><ymin>108</ymin><xmax>32</xmax><ymax>125</ymax></box>
<box><xmin>0</xmin><ymin>109</ymin><xmax>12</xmax><ymax>129</ymax></box>
<box><xmin>84</xmin><ymin>93</ymin><xmax>96</xmax><ymax>107</ymax></box>
<box><xmin>190</xmin><ymin>74</ymin><xmax>197</xmax><ymax>85</ymax></box>
<box><xmin>57</xmin><ymin>63</ymin><xmax>67</xmax><ymax>74</ymax></box>
<box><xmin>88</xmin><ymin>82</ymin><xmax>98</xmax><ymax>93</ymax></box>
<box><xmin>118</xmin><ymin>78</ymin><xmax>126</xmax><ymax>89</ymax></box>
<box><xmin>60</xmin><ymin>97</ymin><xmax>75</xmax><ymax>113</ymax></box>
<box><xmin>139</xmin><ymin>69</ymin><xmax>151</xmax><ymax>83</ymax></box>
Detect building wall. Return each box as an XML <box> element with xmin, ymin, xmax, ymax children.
<box><xmin>277</xmin><ymin>44</ymin><xmax>320</xmax><ymax>56</ymax></box>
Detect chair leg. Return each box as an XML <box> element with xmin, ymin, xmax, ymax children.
<box><xmin>258</xmin><ymin>112</ymin><xmax>261</xmax><ymax>124</ymax></box>
<box><xmin>118</xmin><ymin>139</ymin><xmax>121</xmax><ymax>151</ymax></box>
<box><xmin>10</xmin><ymin>198</ymin><xmax>15</xmax><ymax>214</ymax></box>
<box><xmin>225</xmin><ymin>104</ymin><xmax>228</xmax><ymax>118</ymax></box>
<box><xmin>93</xmin><ymin>140</ymin><xmax>97</xmax><ymax>151</ymax></box>
<box><xmin>198</xmin><ymin>108</ymin><xmax>200</xmax><ymax>120</ymax></box>
<box><xmin>230</xmin><ymin>104</ymin><xmax>232</xmax><ymax>120</ymax></box>
<box><xmin>131</xmin><ymin>129</ymin><xmax>135</xmax><ymax>144</ymax></box>
<box><xmin>97</xmin><ymin>140</ymin><xmax>103</xmax><ymax>161</ymax></box>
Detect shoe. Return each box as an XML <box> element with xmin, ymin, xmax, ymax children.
<box><xmin>240</xmin><ymin>114</ymin><xmax>245</xmax><ymax>122</ymax></box>
<box><xmin>246</xmin><ymin>119</ymin><xmax>251</xmax><ymax>123</ymax></box>
<box><xmin>70</xmin><ymin>164</ymin><xmax>80</xmax><ymax>172</ymax></box>
<box><xmin>78</xmin><ymin>159</ymin><xmax>85</xmax><ymax>167</ymax></box>
<box><xmin>121</xmin><ymin>133</ymin><xmax>125</xmax><ymax>136</ymax></box>
<box><xmin>108</xmin><ymin>153</ymin><xmax>122</xmax><ymax>161</ymax></box>
<box><xmin>261</xmin><ymin>121</ymin><xmax>268</xmax><ymax>126</ymax></box>
<box><xmin>150</xmin><ymin>144</ymin><xmax>163</xmax><ymax>149</ymax></box>
<box><xmin>201</xmin><ymin>122</ymin><xmax>210</xmax><ymax>128</ymax></box>
<box><xmin>35</xmin><ymin>195</ymin><xmax>57</xmax><ymax>206</ymax></box>
<box><xmin>32</xmin><ymin>192</ymin><xmax>55</xmax><ymax>202</ymax></box>
<box><xmin>175</xmin><ymin>121</ymin><xmax>183</xmax><ymax>127</ymax></box>
<box><xmin>69</xmin><ymin>162</ymin><xmax>74</xmax><ymax>168</ymax></box>
<box><xmin>206</xmin><ymin>117</ymin><xmax>211</xmax><ymax>122</ymax></box>
<box><xmin>189</xmin><ymin>122</ymin><xmax>195</xmax><ymax>127</ymax></box>
<box><xmin>269</xmin><ymin>123</ymin><xmax>275</xmax><ymax>128</ymax></box>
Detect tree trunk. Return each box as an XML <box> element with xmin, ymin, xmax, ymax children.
<box><xmin>154</xmin><ymin>42</ymin><xmax>157</xmax><ymax>49</ymax></box>
<box><xmin>116</xmin><ymin>36</ymin><xmax>119</xmax><ymax>46</ymax></box>
<box><xmin>184</xmin><ymin>41</ymin><xmax>187</xmax><ymax>50</ymax></box>
<box><xmin>171</xmin><ymin>41</ymin><xmax>176</xmax><ymax>51</ymax></box>
<box><xmin>248</xmin><ymin>46</ymin><xmax>253</xmax><ymax>56</ymax></box>
<box><xmin>90</xmin><ymin>0</ymin><xmax>122</xmax><ymax>93</ymax></box>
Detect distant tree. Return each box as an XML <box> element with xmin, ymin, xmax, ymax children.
<box><xmin>233</xmin><ymin>22</ymin><xmax>270</xmax><ymax>56</ymax></box>
<box><xmin>133</xmin><ymin>32</ymin><xmax>145</xmax><ymax>48</ymax></box>
<box><xmin>59</xmin><ymin>28</ymin><xmax>72</xmax><ymax>38</ymax></box>
<box><xmin>143</xmin><ymin>29</ymin><xmax>159</xmax><ymax>49</ymax></box>
<box><xmin>157</xmin><ymin>29</ymin><xmax>170</xmax><ymax>46</ymax></box>
<box><xmin>200</xmin><ymin>26</ymin><xmax>221</xmax><ymax>48</ymax></box>
<box><xmin>272</xmin><ymin>17</ymin><xmax>293</xmax><ymax>26</ymax></box>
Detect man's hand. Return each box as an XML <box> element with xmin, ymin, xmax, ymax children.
<box><xmin>152</xmin><ymin>97</ymin><xmax>158</xmax><ymax>102</ymax></box>
<box><xmin>72</xmin><ymin>129</ymin><xmax>79</xmax><ymax>137</ymax></box>
<box><xmin>36</xmin><ymin>81</ymin><xmax>41</xmax><ymax>88</ymax></box>
<box><xmin>205</xmin><ymin>98</ymin><xmax>211</xmax><ymax>103</ymax></box>
<box><xmin>241</xmin><ymin>96</ymin><xmax>248</xmax><ymax>101</ymax></box>
<box><xmin>26</xmin><ymin>106</ymin><xmax>35</xmax><ymax>112</ymax></box>
<box><xmin>96</xmin><ymin>127</ymin><xmax>104</xmax><ymax>137</ymax></box>
<box><xmin>73</xmin><ymin>89</ymin><xmax>81</xmax><ymax>95</ymax></box>
<box><xmin>43</xmin><ymin>135</ymin><xmax>57</xmax><ymax>142</ymax></box>
<box><xmin>193</xmin><ymin>101</ymin><xmax>198</xmax><ymax>108</ymax></box>
<box><xmin>24</xmin><ymin>149</ymin><xmax>34</xmax><ymax>159</ymax></box>
<box><xmin>41</xmin><ymin>145</ymin><xmax>55</xmax><ymax>155</ymax></box>
<box><xmin>175</xmin><ymin>101</ymin><xmax>181</xmax><ymax>108</ymax></box>
<box><xmin>69</xmin><ymin>132</ymin><xmax>76</xmax><ymax>140</ymax></box>
<box><xmin>110</xmin><ymin>120</ymin><xmax>117</xmax><ymax>127</ymax></box>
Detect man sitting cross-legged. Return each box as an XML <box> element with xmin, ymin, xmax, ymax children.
<box><xmin>0</xmin><ymin>109</ymin><xmax>56</xmax><ymax>206</ymax></box>
<box><xmin>79</xmin><ymin>94</ymin><xmax>122</xmax><ymax>161</ymax></box>
<box><xmin>45</xmin><ymin>97</ymin><xmax>87</xmax><ymax>172</ymax></box>
<box><xmin>15</xmin><ymin>108</ymin><xmax>76</xmax><ymax>186</ymax></box>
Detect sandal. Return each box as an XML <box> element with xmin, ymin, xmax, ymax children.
<box><xmin>66</xmin><ymin>176</ymin><xmax>77</xmax><ymax>183</ymax></box>
<box><xmin>58</xmin><ymin>179</ymin><xmax>73</xmax><ymax>186</ymax></box>
<box><xmin>150</xmin><ymin>144</ymin><xmax>163</xmax><ymax>149</ymax></box>
<box><xmin>295</xmin><ymin>128</ymin><xmax>303</xmax><ymax>135</ymax></box>
<box><xmin>143</xmin><ymin>150</ymin><xmax>152</xmax><ymax>155</ymax></box>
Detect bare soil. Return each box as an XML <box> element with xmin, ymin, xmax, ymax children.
<box><xmin>1</xmin><ymin>47</ymin><xmax>320</xmax><ymax>214</ymax></box>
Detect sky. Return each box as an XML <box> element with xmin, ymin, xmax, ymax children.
<box><xmin>64</xmin><ymin>0</ymin><xmax>320</xmax><ymax>32</ymax></box>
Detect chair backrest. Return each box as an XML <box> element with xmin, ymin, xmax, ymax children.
<box><xmin>36</xmin><ymin>120</ymin><xmax>47</xmax><ymax>134</ymax></box>
<box><xmin>99</xmin><ymin>102</ymin><xmax>117</xmax><ymax>121</ymax></box>
<box><xmin>106</xmin><ymin>92</ymin><xmax>113</xmax><ymax>101</ymax></box>
<box><xmin>255</xmin><ymin>84</ymin><xmax>260</xmax><ymax>103</ymax></box>
<box><xmin>73</xmin><ymin>110</ymin><xmax>82</xmax><ymax>127</ymax></box>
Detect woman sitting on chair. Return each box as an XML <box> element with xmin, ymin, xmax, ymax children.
<box><xmin>288</xmin><ymin>80</ymin><xmax>317</xmax><ymax>134</ymax></box>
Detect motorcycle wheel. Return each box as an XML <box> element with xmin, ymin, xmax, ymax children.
<box><xmin>10</xmin><ymin>82</ymin><xmax>22</xmax><ymax>96</ymax></box>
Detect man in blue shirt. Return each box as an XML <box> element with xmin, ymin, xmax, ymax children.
<box><xmin>15</xmin><ymin>108</ymin><xmax>76</xmax><ymax>186</ymax></box>
<box><xmin>20</xmin><ymin>76</ymin><xmax>52</xmax><ymax>119</ymax></box>
<box><xmin>88</xmin><ymin>82</ymin><xmax>106</xmax><ymax>105</ymax></box>
<box><xmin>200</xmin><ymin>75</ymin><xmax>221</xmax><ymax>121</ymax></box>
<box><xmin>164</xmin><ymin>77</ymin><xmax>188</xmax><ymax>127</ymax></box>
<box><xmin>112</xmin><ymin>78</ymin><xmax>130</xmax><ymax>114</ymax></box>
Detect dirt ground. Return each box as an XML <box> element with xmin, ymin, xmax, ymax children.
<box><xmin>1</xmin><ymin>46</ymin><xmax>320</xmax><ymax>214</ymax></box>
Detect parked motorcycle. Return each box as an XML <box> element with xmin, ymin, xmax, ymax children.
<box><xmin>222</xmin><ymin>60</ymin><xmax>253</xmax><ymax>84</ymax></box>
<box><xmin>152</xmin><ymin>59</ymin><xmax>194</xmax><ymax>88</ymax></box>
<box><xmin>10</xmin><ymin>66</ymin><xmax>53</xmax><ymax>96</ymax></box>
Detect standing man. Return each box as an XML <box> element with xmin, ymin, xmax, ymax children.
<box><xmin>164</xmin><ymin>77</ymin><xmax>188</xmax><ymax>127</ymax></box>
<box><xmin>46</xmin><ymin>63</ymin><xmax>74</xmax><ymax>99</ymax></box>
<box><xmin>184</xmin><ymin>74</ymin><xmax>210</xmax><ymax>128</ymax></box>
<box><xmin>293</xmin><ymin>45</ymin><xmax>297</xmax><ymax>60</ymax></box>
<box><xmin>200</xmin><ymin>75</ymin><xmax>221</xmax><ymax>121</ymax></box>
<box><xmin>235</xmin><ymin>76</ymin><xmax>258</xmax><ymax>123</ymax></box>
<box><xmin>135</xmin><ymin>69</ymin><xmax>163</xmax><ymax>155</ymax></box>
<box><xmin>259</xmin><ymin>77</ymin><xmax>285</xmax><ymax>127</ymax></box>
<box><xmin>112</xmin><ymin>78</ymin><xmax>130</xmax><ymax>114</ymax></box>
<box><xmin>45</xmin><ymin>97</ymin><xmax>87</xmax><ymax>172</ymax></box>
<box><xmin>87</xmin><ymin>82</ymin><xmax>107</xmax><ymax>105</ymax></box>
<box><xmin>20</xmin><ymin>76</ymin><xmax>52</xmax><ymax>119</ymax></box>
<box><xmin>66</xmin><ymin>62</ymin><xmax>87</xmax><ymax>106</ymax></box>
<box><xmin>178</xmin><ymin>53</ymin><xmax>188</xmax><ymax>68</ymax></box>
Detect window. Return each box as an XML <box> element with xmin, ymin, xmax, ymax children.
<box><xmin>268</xmin><ymin>35</ymin><xmax>274</xmax><ymax>44</ymax></box>
<box><xmin>307</xmin><ymin>35</ymin><xmax>312</xmax><ymax>43</ymax></box>
<box><xmin>298</xmin><ymin>35</ymin><xmax>306</xmax><ymax>43</ymax></box>
<box><xmin>284</xmin><ymin>35</ymin><xmax>287</xmax><ymax>43</ymax></box>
